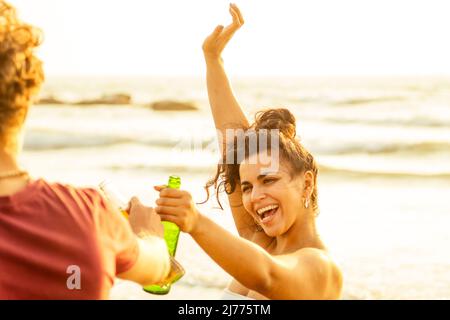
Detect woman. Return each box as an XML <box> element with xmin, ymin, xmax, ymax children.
<box><xmin>154</xmin><ymin>3</ymin><xmax>343</xmax><ymax>299</ymax></box>
<box><xmin>0</xmin><ymin>1</ymin><xmax>170</xmax><ymax>299</ymax></box>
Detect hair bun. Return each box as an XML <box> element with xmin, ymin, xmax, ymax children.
<box><xmin>254</xmin><ymin>108</ymin><xmax>296</xmax><ymax>139</ymax></box>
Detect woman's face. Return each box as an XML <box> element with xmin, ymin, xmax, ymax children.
<box><xmin>239</xmin><ymin>153</ymin><xmax>305</xmax><ymax>237</ymax></box>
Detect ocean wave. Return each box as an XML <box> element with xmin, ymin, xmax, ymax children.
<box><xmin>318</xmin><ymin>116</ymin><xmax>450</xmax><ymax>128</ymax></box>
<box><xmin>332</xmin><ymin>96</ymin><xmax>407</xmax><ymax>106</ymax></box>
<box><xmin>24</xmin><ymin>129</ymin><xmax>449</xmax><ymax>160</ymax></box>
<box><xmin>23</xmin><ymin>130</ymin><xmax>213</xmax><ymax>151</ymax></box>
<box><xmin>106</xmin><ymin>164</ymin><xmax>215</xmax><ymax>175</ymax></box>
<box><xmin>319</xmin><ymin>165</ymin><xmax>450</xmax><ymax>179</ymax></box>
<box><xmin>312</xmin><ymin>141</ymin><xmax>450</xmax><ymax>156</ymax></box>
<box><xmin>104</xmin><ymin>162</ymin><xmax>450</xmax><ymax>180</ymax></box>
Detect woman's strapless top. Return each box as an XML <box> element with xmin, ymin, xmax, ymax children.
<box><xmin>221</xmin><ymin>289</ymin><xmax>255</xmax><ymax>300</ymax></box>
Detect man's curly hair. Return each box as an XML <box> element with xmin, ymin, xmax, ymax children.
<box><xmin>0</xmin><ymin>0</ymin><xmax>44</xmax><ymax>145</ymax></box>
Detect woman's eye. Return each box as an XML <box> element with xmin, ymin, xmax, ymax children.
<box><xmin>263</xmin><ymin>178</ymin><xmax>276</xmax><ymax>184</ymax></box>
<box><xmin>242</xmin><ymin>186</ymin><xmax>251</xmax><ymax>193</ymax></box>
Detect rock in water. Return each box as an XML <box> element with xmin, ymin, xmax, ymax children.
<box><xmin>150</xmin><ymin>100</ymin><xmax>198</xmax><ymax>111</ymax></box>
<box><xmin>36</xmin><ymin>96</ymin><xmax>65</xmax><ymax>105</ymax></box>
<box><xmin>75</xmin><ymin>93</ymin><xmax>132</xmax><ymax>105</ymax></box>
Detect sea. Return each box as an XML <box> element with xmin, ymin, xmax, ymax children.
<box><xmin>20</xmin><ymin>75</ymin><xmax>450</xmax><ymax>299</ymax></box>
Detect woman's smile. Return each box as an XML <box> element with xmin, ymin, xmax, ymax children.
<box><xmin>255</xmin><ymin>204</ymin><xmax>279</xmax><ymax>225</ymax></box>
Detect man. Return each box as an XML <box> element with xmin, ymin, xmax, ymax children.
<box><xmin>0</xmin><ymin>0</ymin><xmax>170</xmax><ymax>299</ymax></box>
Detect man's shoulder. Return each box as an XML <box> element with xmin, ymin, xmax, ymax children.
<box><xmin>36</xmin><ymin>179</ymin><xmax>105</xmax><ymax>207</ymax></box>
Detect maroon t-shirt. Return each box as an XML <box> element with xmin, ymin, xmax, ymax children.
<box><xmin>0</xmin><ymin>179</ymin><xmax>139</xmax><ymax>299</ymax></box>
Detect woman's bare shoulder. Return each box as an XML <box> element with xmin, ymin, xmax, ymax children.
<box><xmin>294</xmin><ymin>247</ymin><xmax>343</xmax><ymax>299</ymax></box>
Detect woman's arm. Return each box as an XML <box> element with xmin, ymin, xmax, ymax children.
<box><xmin>191</xmin><ymin>214</ymin><xmax>342</xmax><ymax>300</ymax></box>
<box><xmin>203</xmin><ymin>4</ymin><xmax>270</xmax><ymax>243</ymax></box>
<box><xmin>205</xmin><ymin>59</ymin><xmax>248</xmax><ymax>132</ymax></box>
<box><xmin>203</xmin><ymin>4</ymin><xmax>249</xmax><ymax>135</ymax></box>
<box><xmin>155</xmin><ymin>187</ymin><xmax>343</xmax><ymax>300</ymax></box>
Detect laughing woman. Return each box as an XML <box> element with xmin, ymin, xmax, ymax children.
<box><xmin>154</xmin><ymin>4</ymin><xmax>343</xmax><ymax>300</ymax></box>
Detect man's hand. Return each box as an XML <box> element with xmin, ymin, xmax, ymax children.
<box><xmin>128</xmin><ymin>197</ymin><xmax>164</xmax><ymax>238</ymax></box>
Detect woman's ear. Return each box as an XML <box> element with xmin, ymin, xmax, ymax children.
<box><xmin>303</xmin><ymin>170</ymin><xmax>314</xmax><ymax>198</ymax></box>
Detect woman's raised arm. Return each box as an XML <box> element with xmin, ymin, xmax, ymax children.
<box><xmin>202</xmin><ymin>4</ymin><xmax>267</xmax><ymax>242</ymax></box>
<box><xmin>203</xmin><ymin>3</ymin><xmax>249</xmax><ymax>137</ymax></box>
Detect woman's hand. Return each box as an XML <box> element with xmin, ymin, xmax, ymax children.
<box><xmin>202</xmin><ymin>3</ymin><xmax>244</xmax><ymax>61</ymax></box>
<box><xmin>154</xmin><ymin>186</ymin><xmax>201</xmax><ymax>234</ymax></box>
<box><xmin>128</xmin><ymin>197</ymin><xmax>165</xmax><ymax>238</ymax></box>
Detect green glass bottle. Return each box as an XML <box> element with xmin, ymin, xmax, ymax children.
<box><xmin>99</xmin><ymin>179</ymin><xmax>184</xmax><ymax>295</ymax></box>
<box><xmin>144</xmin><ymin>175</ymin><xmax>183</xmax><ymax>295</ymax></box>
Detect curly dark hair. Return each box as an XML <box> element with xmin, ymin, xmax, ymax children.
<box><xmin>0</xmin><ymin>0</ymin><xmax>44</xmax><ymax>146</ymax></box>
<box><xmin>204</xmin><ymin>108</ymin><xmax>319</xmax><ymax>214</ymax></box>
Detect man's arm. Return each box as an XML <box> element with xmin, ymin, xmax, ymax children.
<box><xmin>117</xmin><ymin>236</ymin><xmax>170</xmax><ymax>286</ymax></box>
<box><xmin>117</xmin><ymin>197</ymin><xmax>170</xmax><ymax>286</ymax></box>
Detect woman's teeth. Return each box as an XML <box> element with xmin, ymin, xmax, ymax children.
<box><xmin>257</xmin><ymin>205</ymin><xmax>279</xmax><ymax>220</ymax></box>
<box><xmin>257</xmin><ymin>205</ymin><xmax>278</xmax><ymax>215</ymax></box>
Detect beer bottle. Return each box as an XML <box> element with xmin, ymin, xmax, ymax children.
<box><xmin>98</xmin><ymin>181</ymin><xmax>129</xmax><ymax>219</ymax></box>
<box><xmin>144</xmin><ymin>175</ymin><xmax>183</xmax><ymax>294</ymax></box>
<box><xmin>99</xmin><ymin>178</ymin><xmax>185</xmax><ymax>295</ymax></box>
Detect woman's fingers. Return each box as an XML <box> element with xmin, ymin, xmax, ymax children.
<box><xmin>229</xmin><ymin>4</ymin><xmax>241</xmax><ymax>26</ymax></box>
<box><xmin>154</xmin><ymin>186</ymin><xmax>184</xmax><ymax>198</ymax></box>
<box><xmin>155</xmin><ymin>197</ymin><xmax>183</xmax><ymax>207</ymax></box>
<box><xmin>203</xmin><ymin>25</ymin><xmax>224</xmax><ymax>48</ymax></box>
<box><xmin>155</xmin><ymin>205</ymin><xmax>184</xmax><ymax>216</ymax></box>
<box><xmin>158</xmin><ymin>214</ymin><xmax>180</xmax><ymax>225</ymax></box>
<box><xmin>202</xmin><ymin>3</ymin><xmax>244</xmax><ymax>58</ymax></box>
<box><xmin>231</xmin><ymin>3</ymin><xmax>244</xmax><ymax>25</ymax></box>
<box><xmin>219</xmin><ymin>4</ymin><xmax>242</xmax><ymax>42</ymax></box>
<box><xmin>211</xmin><ymin>25</ymin><xmax>224</xmax><ymax>38</ymax></box>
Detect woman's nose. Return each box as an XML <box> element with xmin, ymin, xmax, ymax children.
<box><xmin>251</xmin><ymin>187</ymin><xmax>266</xmax><ymax>203</ymax></box>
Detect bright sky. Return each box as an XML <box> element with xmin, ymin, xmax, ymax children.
<box><xmin>10</xmin><ymin>0</ymin><xmax>450</xmax><ymax>76</ymax></box>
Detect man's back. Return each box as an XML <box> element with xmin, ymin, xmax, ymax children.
<box><xmin>0</xmin><ymin>179</ymin><xmax>138</xmax><ymax>299</ymax></box>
